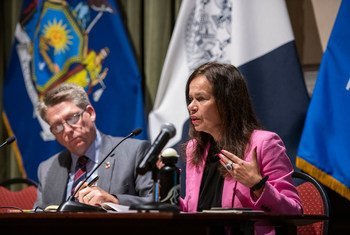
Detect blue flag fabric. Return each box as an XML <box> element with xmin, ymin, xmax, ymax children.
<box><xmin>297</xmin><ymin>0</ymin><xmax>350</xmax><ymax>200</ymax></box>
<box><xmin>3</xmin><ymin>0</ymin><xmax>147</xmax><ymax>181</ymax></box>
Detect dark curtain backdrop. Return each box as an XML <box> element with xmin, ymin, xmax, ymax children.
<box><xmin>0</xmin><ymin>0</ymin><xmax>181</xmax><ymax>181</ymax></box>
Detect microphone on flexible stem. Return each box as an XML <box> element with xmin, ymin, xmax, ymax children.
<box><xmin>130</xmin><ymin>123</ymin><xmax>178</xmax><ymax>212</ymax></box>
<box><xmin>0</xmin><ymin>136</ymin><xmax>16</xmax><ymax>149</ymax></box>
<box><xmin>136</xmin><ymin>123</ymin><xmax>176</xmax><ymax>175</ymax></box>
<box><xmin>57</xmin><ymin>128</ymin><xmax>142</xmax><ymax>212</ymax></box>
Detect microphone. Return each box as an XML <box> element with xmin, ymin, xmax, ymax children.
<box><xmin>57</xmin><ymin>128</ymin><xmax>142</xmax><ymax>212</ymax></box>
<box><xmin>129</xmin><ymin>125</ymin><xmax>179</xmax><ymax>212</ymax></box>
<box><xmin>0</xmin><ymin>136</ymin><xmax>16</xmax><ymax>149</ymax></box>
<box><xmin>136</xmin><ymin>123</ymin><xmax>176</xmax><ymax>175</ymax></box>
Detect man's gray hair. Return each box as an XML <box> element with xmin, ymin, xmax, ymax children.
<box><xmin>37</xmin><ymin>83</ymin><xmax>90</xmax><ymax>121</ymax></box>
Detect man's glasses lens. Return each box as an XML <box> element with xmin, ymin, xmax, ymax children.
<box><xmin>50</xmin><ymin>109</ymin><xmax>86</xmax><ymax>134</ymax></box>
<box><xmin>67</xmin><ymin>114</ymin><xmax>81</xmax><ymax>126</ymax></box>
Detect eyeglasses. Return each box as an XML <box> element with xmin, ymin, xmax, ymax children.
<box><xmin>50</xmin><ymin>108</ymin><xmax>86</xmax><ymax>135</ymax></box>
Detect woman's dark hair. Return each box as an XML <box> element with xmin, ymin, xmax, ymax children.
<box><xmin>185</xmin><ymin>62</ymin><xmax>261</xmax><ymax>165</ymax></box>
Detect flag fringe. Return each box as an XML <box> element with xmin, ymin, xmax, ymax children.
<box><xmin>296</xmin><ymin>157</ymin><xmax>350</xmax><ymax>201</ymax></box>
<box><xmin>2</xmin><ymin>112</ymin><xmax>27</xmax><ymax>178</ymax></box>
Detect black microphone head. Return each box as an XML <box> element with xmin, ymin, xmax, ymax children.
<box><xmin>161</xmin><ymin>123</ymin><xmax>176</xmax><ymax>138</ymax></box>
<box><xmin>132</xmin><ymin>128</ymin><xmax>142</xmax><ymax>136</ymax></box>
<box><xmin>6</xmin><ymin>136</ymin><xmax>16</xmax><ymax>145</ymax></box>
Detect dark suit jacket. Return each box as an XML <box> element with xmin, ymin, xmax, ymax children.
<box><xmin>34</xmin><ymin>133</ymin><xmax>153</xmax><ymax>209</ymax></box>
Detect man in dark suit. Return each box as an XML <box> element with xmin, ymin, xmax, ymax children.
<box><xmin>34</xmin><ymin>83</ymin><xmax>152</xmax><ymax>209</ymax></box>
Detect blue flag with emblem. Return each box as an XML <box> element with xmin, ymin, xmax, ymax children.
<box><xmin>297</xmin><ymin>0</ymin><xmax>350</xmax><ymax>201</ymax></box>
<box><xmin>3</xmin><ymin>0</ymin><xmax>147</xmax><ymax>181</ymax></box>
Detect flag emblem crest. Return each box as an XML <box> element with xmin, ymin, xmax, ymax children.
<box><xmin>185</xmin><ymin>0</ymin><xmax>232</xmax><ymax>70</ymax></box>
<box><xmin>26</xmin><ymin>1</ymin><xmax>110</xmax><ymax>96</ymax></box>
<box><xmin>33</xmin><ymin>1</ymin><xmax>84</xmax><ymax>93</ymax></box>
<box><xmin>16</xmin><ymin>0</ymin><xmax>111</xmax><ymax>140</ymax></box>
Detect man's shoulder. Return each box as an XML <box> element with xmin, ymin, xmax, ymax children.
<box><xmin>101</xmin><ymin>132</ymin><xmax>150</xmax><ymax>146</ymax></box>
<box><xmin>39</xmin><ymin>150</ymin><xmax>71</xmax><ymax>168</ymax></box>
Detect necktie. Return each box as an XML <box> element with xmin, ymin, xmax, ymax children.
<box><xmin>71</xmin><ymin>155</ymin><xmax>89</xmax><ymax>195</ymax></box>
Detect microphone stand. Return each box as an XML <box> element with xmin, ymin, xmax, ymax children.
<box><xmin>130</xmin><ymin>168</ymin><xmax>179</xmax><ymax>212</ymax></box>
<box><xmin>57</xmin><ymin>129</ymin><xmax>142</xmax><ymax>212</ymax></box>
<box><xmin>130</xmin><ymin>155</ymin><xmax>179</xmax><ymax>212</ymax></box>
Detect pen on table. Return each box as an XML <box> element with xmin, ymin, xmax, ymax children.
<box><xmin>87</xmin><ymin>176</ymin><xmax>99</xmax><ymax>187</ymax></box>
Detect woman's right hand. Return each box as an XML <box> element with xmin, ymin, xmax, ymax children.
<box><xmin>218</xmin><ymin>147</ymin><xmax>263</xmax><ymax>190</ymax></box>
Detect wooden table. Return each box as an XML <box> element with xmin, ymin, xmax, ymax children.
<box><xmin>0</xmin><ymin>211</ymin><xmax>328</xmax><ymax>235</ymax></box>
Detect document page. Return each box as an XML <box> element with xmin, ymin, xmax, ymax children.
<box><xmin>101</xmin><ymin>202</ymin><xmax>135</xmax><ymax>213</ymax></box>
<box><xmin>202</xmin><ymin>207</ymin><xmax>264</xmax><ymax>214</ymax></box>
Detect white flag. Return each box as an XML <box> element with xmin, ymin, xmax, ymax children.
<box><xmin>149</xmin><ymin>0</ymin><xmax>308</xmax><ymax>159</ymax></box>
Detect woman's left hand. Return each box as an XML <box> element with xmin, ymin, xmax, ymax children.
<box><xmin>218</xmin><ymin>147</ymin><xmax>262</xmax><ymax>188</ymax></box>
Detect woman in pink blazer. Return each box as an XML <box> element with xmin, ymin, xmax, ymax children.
<box><xmin>180</xmin><ymin>62</ymin><xmax>302</xmax><ymax>235</ymax></box>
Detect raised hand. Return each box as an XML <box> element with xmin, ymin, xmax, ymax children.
<box><xmin>218</xmin><ymin>147</ymin><xmax>262</xmax><ymax>189</ymax></box>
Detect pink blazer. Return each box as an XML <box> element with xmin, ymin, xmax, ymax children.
<box><xmin>179</xmin><ymin>130</ymin><xmax>302</xmax><ymax>234</ymax></box>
